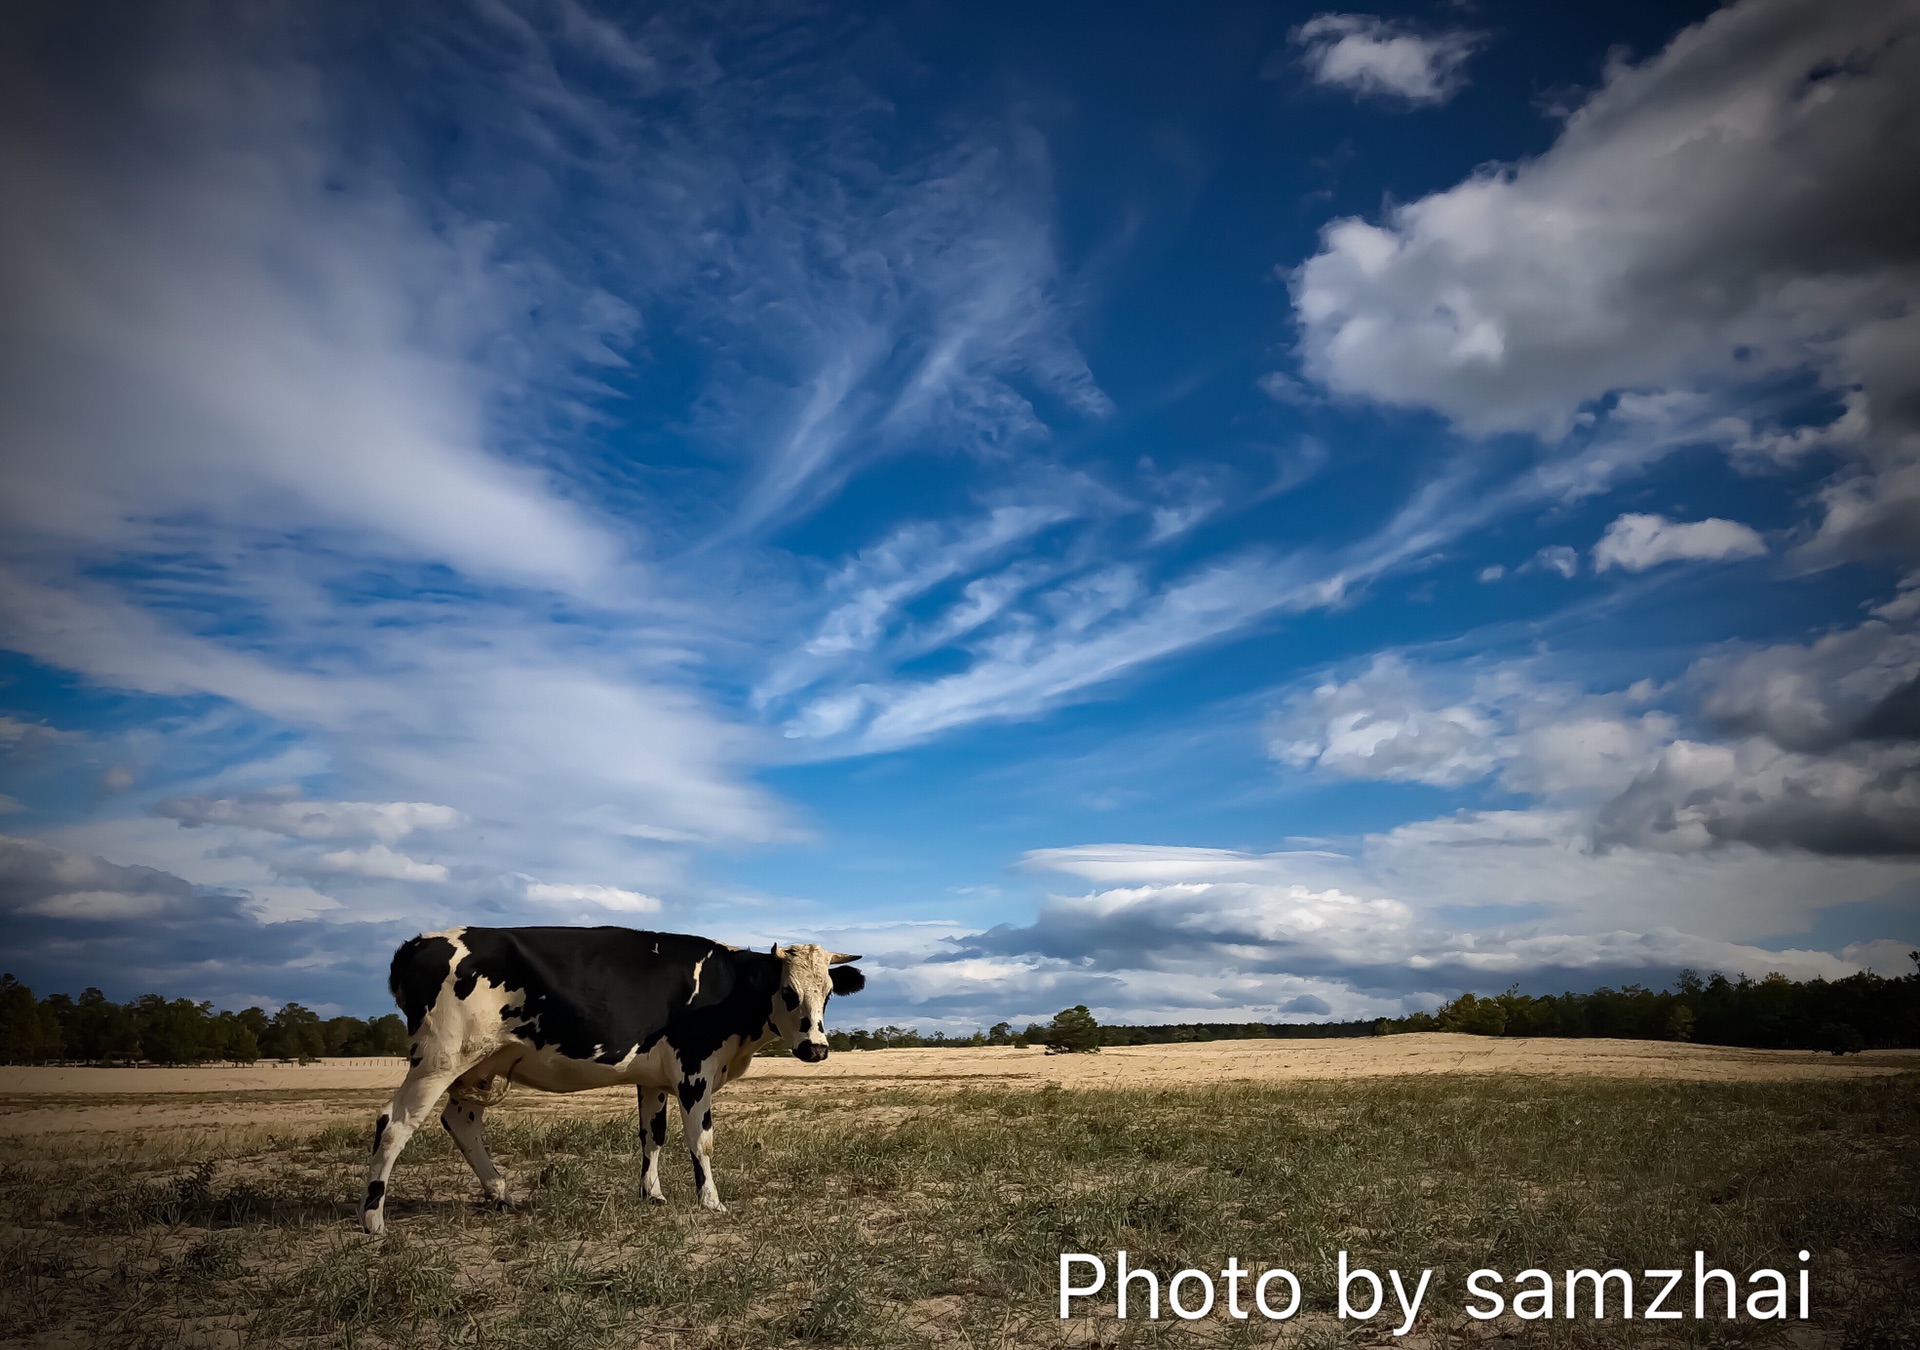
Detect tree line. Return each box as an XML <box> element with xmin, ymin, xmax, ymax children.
<box><xmin>0</xmin><ymin>975</ymin><xmax>409</xmax><ymax>1065</ymax></box>
<box><xmin>1382</xmin><ymin>960</ymin><xmax>1920</xmax><ymax>1053</ymax></box>
<box><xmin>7</xmin><ymin>958</ymin><xmax>1916</xmax><ymax>1065</ymax></box>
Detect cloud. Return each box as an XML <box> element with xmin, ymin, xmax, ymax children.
<box><xmin>0</xmin><ymin>9</ymin><xmax>631</xmax><ymax>597</ymax></box>
<box><xmin>1289</xmin><ymin>0</ymin><xmax>1920</xmax><ymax>562</ymax></box>
<box><xmin>1521</xmin><ymin>545</ymin><xmax>1580</xmax><ymax>579</ymax></box>
<box><xmin>1693</xmin><ymin>622</ymin><xmax>1920</xmax><ymax>751</ymax></box>
<box><xmin>1872</xmin><ymin>572</ymin><xmax>1920</xmax><ymax>624</ymax></box>
<box><xmin>917</xmin><ymin>839</ymin><xmax>1908</xmax><ymax>1023</ymax></box>
<box><xmin>1583</xmin><ymin>619</ymin><xmax>1920</xmax><ymax>859</ymax></box>
<box><xmin>523</xmin><ymin>880</ymin><xmax>662</xmax><ymax>913</ymax></box>
<box><xmin>1591</xmin><ymin>513</ymin><xmax>1767</xmax><ymax>573</ymax></box>
<box><xmin>1270</xmin><ymin>654</ymin><xmax>1675</xmax><ymax>798</ymax></box>
<box><xmin>0</xmin><ymin>833</ymin><xmax>420</xmax><ymax>1008</ymax></box>
<box><xmin>1287</xmin><ymin>14</ymin><xmax>1482</xmax><ymax>107</ymax></box>
<box><xmin>155</xmin><ymin>793</ymin><xmax>466</xmax><ymax>844</ymax></box>
<box><xmin>1</xmin><ymin>833</ymin><xmax>204</xmax><ymax>922</ymax></box>
<box><xmin>1274</xmin><ymin>631</ymin><xmax>1920</xmax><ymax>863</ymax></box>
<box><xmin>1272</xmin><ymin>656</ymin><xmax>1501</xmax><ymax>786</ymax></box>
<box><xmin>1596</xmin><ymin>739</ymin><xmax>1920</xmax><ymax>857</ymax></box>
<box><xmin>314</xmin><ymin>844</ymin><xmax>449</xmax><ymax>884</ymax></box>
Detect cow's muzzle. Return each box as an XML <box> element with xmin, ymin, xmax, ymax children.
<box><xmin>792</xmin><ymin>1041</ymin><xmax>828</xmax><ymax>1063</ymax></box>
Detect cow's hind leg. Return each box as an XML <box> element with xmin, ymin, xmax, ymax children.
<box><xmin>442</xmin><ymin>1084</ymin><xmax>510</xmax><ymax>1207</ymax></box>
<box><xmin>677</xmin><ymin>1078</ymin><xmax>725</xmax><ymax>1212</ymax></box>
<box><xmin>362</xmin><ymin>1062</ymin><xmax>463</xmax><ymax>1235</ymax></box>
<box><xmin>637</xmin><ymin>1086</ymin><xmax>669</xmax><ymax>1204</ymax></box>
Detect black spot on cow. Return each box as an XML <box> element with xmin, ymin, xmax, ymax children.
<box><xmin>690</xmin><ymin>1158</ymin><xmax>707</xmax><ymax>1191</ymax></box>
<box><xmin>409</xmin><ymin>1050</ymin><xmax>422</xmax><ymax>1068</ymax></box>
<box><xmin>389</xmin><ymin>935</ymin><xmax>457</xmax><ymax>1034</ymax></box>
<box><xmin>651</xmin><ymin>1110</ymin><xmax>668</xmax><ymax>1146</ymax></box>
<box><xmin>799</xmin><ymin>1016</ymin><xmax>812</xmax><ymax>1032</ymax></box>
<box><xmin>363</xmin><ymin>1180</ymin><xmax>385</xmax><ymax>1211</ymax></box>
<box><xmin>371</xmin><ymin>1114</ymin><xmax>388</xmax><ymax>1154</ymax></box>
<box><xmin>678</xmin><ymin>1076</ymin><xmax>707</xmax><ymax>1112</ymax></box>
<box><xmin>439</xmin><ymin>1114</ymin><xmax>454</xmax><ymax>1135</ymax></box>
<box><xmin>781</xmin><ymin>987</ymin><xmax>800</xmax><ymax>1011</ymax></box>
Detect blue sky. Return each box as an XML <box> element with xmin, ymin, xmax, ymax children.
<box><xmin>2</xmin><ymin>0</ymin><xmax>1916</xmax><ymax>1028</ymax></box>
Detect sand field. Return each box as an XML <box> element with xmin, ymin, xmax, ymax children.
<box><xmin>2</xmin><ymin>1033</ymin><xmax>1911</xmax><ymax>1149</ymax></box>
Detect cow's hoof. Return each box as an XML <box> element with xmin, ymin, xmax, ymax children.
<box><xmin>361</xmin><ymin>1210</ymin><xmax>386</xmax><ymax>1237</ymax></box>
<box><xmin>700</xmin><ymin>1196</ymin><xmax>728</xmax><ymax>1214</ymax></box>
<box><xmin>643</xmin><ymin>1192</ymin><xmax>666</xmax><ymax>1206</ymax></box>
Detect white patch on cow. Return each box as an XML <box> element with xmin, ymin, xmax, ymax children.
<box><xmin>688</xmin><ymin>953</ymin><xmax>708</xmax><ymax>1003</ymax></box>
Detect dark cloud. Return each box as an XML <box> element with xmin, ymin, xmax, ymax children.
<box><xmin>1696</xmin><ymin>623</ymin><xmax>1920</xmax><ymax>753</ymax></box>
<box><xmin>1595</xmin><ymin>744</ymin><xmax>1920</xmax><ymax>858</ymax></box>
<box><xmin>1856</xmin><ymin>673</ymin><xmax>1920</xmax><ymax>743</ymax></box>
<box><xmin>0</xmin><ymin>835</ymin><xmax>412</xmax><ymax>1011</ymax></box>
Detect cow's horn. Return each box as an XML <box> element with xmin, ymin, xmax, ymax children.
<box><xmin>770</xmin><ymin>943</ymin><xmax>784</xmax><ymax>957</ymax></box>
<box><xmin>828</xmin><ymin>951</ymin><xmax>862</xmax><ymax>964</ymax></box>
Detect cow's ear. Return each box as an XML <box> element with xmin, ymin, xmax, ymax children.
<box><xmin>830</xmin><ymin>964</ymin><xmax>866</xmax><ymax>996</ymax></box>
<box><xmin>827</xmin><ymin>951</ymin><xmax>862</xmax><ymax>964</ymax></box>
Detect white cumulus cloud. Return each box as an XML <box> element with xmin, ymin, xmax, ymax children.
<box><xmin>1288</xmin><ymin>14</ymin><xmax>1482</xmax><ymax>106</ymax></box>
<box><xmin>1289</xmin><ymin>0</ymin><xmax>1920</xmax><ymax>562</ymax></box>
<box><xmin>1591</xmin><ymin>513</ymin><xmax>1768</xmax><ymax>573</ymax></box>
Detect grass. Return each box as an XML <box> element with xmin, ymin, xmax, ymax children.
<box><xmin>0</xmin><ymin>1075</ymin><xmax>1914</xmax><ymax>1347</ymax></box>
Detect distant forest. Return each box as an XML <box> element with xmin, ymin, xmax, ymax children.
<box><xmin>3</xmin><ymin>958</ymin><xmax>1917</xmax><ymax>1064</ymax></box>
<box><xmin>0</xmin><ymin>977</ymin><xmax>407</xmax><ymax>1065</ymax></box>
<box><xmin>1381</xmin><ymin>961</ymin><xmax>1920</xmax><ymax>1054</ymax></box>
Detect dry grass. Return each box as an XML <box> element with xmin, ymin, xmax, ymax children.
<box><xmin>0</xmin><ymin>1071</ymin><xmax>1914</xmax><ymax>1348</ymax></box>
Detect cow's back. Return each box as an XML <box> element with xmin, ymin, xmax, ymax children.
<box><xmin>389</xmin><ymin>926</ymin><xmax>751</xmax><ymax>1069</ymax></box>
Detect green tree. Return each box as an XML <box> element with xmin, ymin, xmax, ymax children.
<box><xmin>0</xmin><ymin>975</ymin><xmax>63</xmax><ymax>1064</ymax></box>
<box><xmin>365</xmin><ymin>1013</ymin><xmax>409</xmax><ymax>1055</ymax></box>
<box><xmin>260</xmin><ymin>1003</ymin><xmax>326</xmax><ymax>1062</ymax></box>
<box><xmin>1046</xmin><ymin>1005</ymin><xmax>1101</xmax><ymax>1054</ymax></box>
<box><xmin>133</xmin><ymin>995</ymin><xmax>217</xmax><ymax>1064</ymax></box>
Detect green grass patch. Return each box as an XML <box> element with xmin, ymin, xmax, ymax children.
<box><xmin>0</xmin><ymin>1075</ymin><xmax>1913</xmax><ymax>1346</ymax></box>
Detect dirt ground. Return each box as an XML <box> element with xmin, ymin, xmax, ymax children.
<box><xmin>2</xmin><ymin>1033</ymin><xmax>1911</xmax><ymax>1148</ymax></box>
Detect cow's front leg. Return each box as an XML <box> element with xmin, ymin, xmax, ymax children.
<box><xmin>637</xmin><ymin>1086</ymin><xmax>669</xmax><ymax>1204</ymax></box>
<box><xmin>677</xmin><ymin>1078</ymin><xmax>725</xmax><ymax>1212</ymax></box>
<box><xmin>363</xmin><ymin>1061</ymin><xmax>463</xmax><ymax>1235</ymax></box>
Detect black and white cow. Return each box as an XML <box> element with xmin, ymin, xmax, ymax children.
<box><xmin>362</xmin><ymin>926</ymin><xmax>864</xmax><ymax>1234</ymax></box>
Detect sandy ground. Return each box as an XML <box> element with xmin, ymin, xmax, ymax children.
<box><xmin>1</xmin><ymin>1035</ymin><xmax>1911</xmax><ymax>1147</ymax></box>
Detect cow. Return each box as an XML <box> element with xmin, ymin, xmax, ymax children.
<box><xmin>361</xmin><ymin>925</ymin><xmax>865</xmax><ymax>1234</ymax></box>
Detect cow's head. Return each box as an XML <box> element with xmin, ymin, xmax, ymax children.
<box><xmin>768</xmin><ymin>943</ymin><xmax>864</xmax><ymax>1062</ymax></box>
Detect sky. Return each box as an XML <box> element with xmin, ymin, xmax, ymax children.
<box><xmin>1</xmin><ymin>0</ymin><xmax>1916</xmax><ymax>1030</ymax></box>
